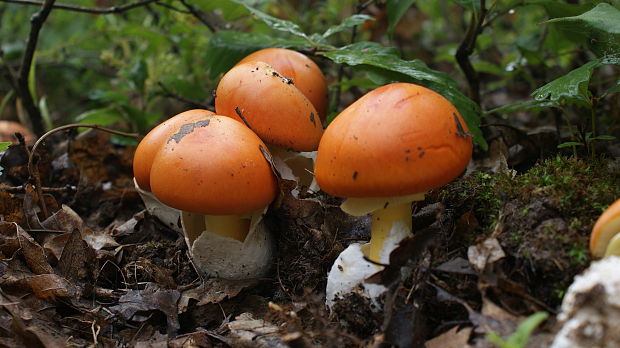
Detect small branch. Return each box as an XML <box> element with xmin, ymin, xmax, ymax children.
<box><xmin>179</xmin><ymin>0</ymin><xmax>217</xmax><ymax>33</ymax></box>
<box><xmin>157</xmin><ymin>82</ymin><xmax>213</xmax><ymax>110</ymax></box>
<box><xmin>455</xmin><ymin>0</ymin><xmax>487</xmax><ymax>104</ymax></box>
<box><xmin>11</xmin><ymin>0</ymin><xmax>56</xmax><ymax>136</ymax></box>
<box><xmin>0</xmin><ymin>0</ymin><xmax>158</xmax><ymax>14</ymax></box>
<box><xmin>26</xmin><ymin>124</ymin><xmax>140</xmax><ymax>218</ymax></box>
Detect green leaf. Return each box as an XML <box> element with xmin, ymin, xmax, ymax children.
<box><xmin>193</xmin><ymin>0</ymin><xmax>247</xmax><ymax>20</ymax></box>
<box><xmin>120</xmin><ymin>106</ymin><xmax>162</xmax><ymax>134</ymax></box>
<box><xmin>205</xmin><ymin>30</ymin><xmax>308</xmax><ymax>79</ymax></box>
<box><xmin>74</xmin><ymin>107</ymin><xmax>128</xmax><ymax>126</ymax></box>
<box><xmin>587</xmin><ymin>135</ymin><xmax>616</xmax><ymax>142</ymax></box>
<box><xmin>558</xmin><ymin>141</ymin><xmax>584</xmax><ymax>148</ymax></box>
<box><xmin>484</xmin><ymin>99</ymin><xmax>557</xmax><ymax>117</ymax></box>
<box><xmin>532</xmin><ymin>55</ymin><xmax>620</xmax><ymax>106</ymax></box>
<box><xmin>506</xmin><ymin>312</ymin><xmax>548</xmax><ymax>347</ymax></box>
<box><xmin>38</xmin><ymin>96</ymin><xmax>53</xmax><ymax>131</ymax></box>
<box><xmin>451</xmin><ymin>0</ymin><xmax>480</xmax><ymax>13</ymax></box>
<box><xmin>233</xmin><ymin>1</ymin><xmax>309</xmax><ymax>41</ymax></box>
<box><xmin>123</xmin><ymin>60</ymin><xmax>148</xmax><ymax>92</ymax></box>
<box><xmin>0</xmin><ymin>142</ymin><xmax>10</xmax><ymax>152</ymax></box>
<box><xmin>322</xmin><ymin>14</ymin><xmax>374</xmax><ymax>39</ymax></box>
<box><xmin>386</xmin><ymin>0</ymin><xmax>416</xmax><ymax>39</ymax></box>
<box><xmin>321</xmin><ymin>42</ymin><xmax>486</xmax><ymax>149</ymax></box>
<box><xmin>545</xmin><ymin>3</ymin><xmax>620</xmax><ymax>56</ymax></box>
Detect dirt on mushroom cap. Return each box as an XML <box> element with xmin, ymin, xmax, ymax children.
<box><xmin>215</xmin><ymin>61</ymin><xmax>323</xmax><ymax>152</ymax></box>
<box><xmin>149</xmin><ymin>115</ymin><xmax>278</xmax><ymax>215</ymax></box>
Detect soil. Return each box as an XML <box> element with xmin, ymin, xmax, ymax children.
<box><xmin>0</xmin><ymin>127</ymin><xmax>619</xmax><ymax>347</ymax></box>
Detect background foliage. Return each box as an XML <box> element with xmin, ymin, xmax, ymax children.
<box><xmin>1</xmin><ymin>0</ymin><xmax>619</xmax><ymax>152</ymax></box>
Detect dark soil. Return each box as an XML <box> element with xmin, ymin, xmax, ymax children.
<box><xmin>0</xmin><ymin>128</ymin><xmax>619</xmax><ymax>347</ymax></box>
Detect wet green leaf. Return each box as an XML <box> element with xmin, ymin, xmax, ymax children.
<box><xmin>321</xmin><ymin>42</ymin><xmax>486</xmax><ymax>149</ymax></box>
<box><xmin>386</xmin><ymin>0</ymin><xmax>416</xmax><ymax>39</ymax></box>
<box><xmin>322</xmin><ymin>14</ymin><xmax>374</xmax><ymax>39</ymax></box>
<box><xmin>205</xmin><ymin>31</ymin><xmax>308</xmax><ymax>79</ymax></box>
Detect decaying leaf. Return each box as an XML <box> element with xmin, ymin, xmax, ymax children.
<box><xmin>467</xmin><ymin>237</ymin><xmax>506</xmax><ymax>273</ymax></box>
<box><xmin>178</xmin><ymin>278</ymin><xmax>257</xmax><ymax>313</ymax></box>
<box><xmin>426</xmin><ymin>326</ymin><xmax>473</xmax><ymax>348</ymax></box>
<box><xmin>227</xmin><ymin>312</ymin><xmax>288</xmax><ymax>348</ymax></box>
<box><xmin>14</xmin><ymin>223</ymin><xmax>53</xmax><ymax>275</ymax></box>
<box><xmin>110</xmin><ymin>285</ymin><xmax>181</xmax><ymax>335</ymax></box>
<box><xmin>57</xmin><ymin>228</ymin><xmax>96</xmax><ymax>282</ymax></box>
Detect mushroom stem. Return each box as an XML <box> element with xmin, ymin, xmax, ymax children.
<box><xmin>182</xmin><ymin>211</ymin><xmax>252</xmax><ymax>245</ymax></box>
<box><xmin>368</xmin><ymin>202</ymin><xmax>413</xmax><ymax>263</ymax></box>
<box><xmin>204</xmin><ymin>214</ymin><xmax>251</xmax><ymax>242</ymax></box>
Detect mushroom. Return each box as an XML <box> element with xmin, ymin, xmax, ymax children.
<box><xmin>236</xmin><ymin>48</ymin><xmax>328</xmax><ymax>121</ymax></box>
<box><xmin>314</xmin><ymin>83</ymin><xmax>473</xmax><ymax>307</ymax></box>
<box><xmin>589</xmin><ymin>198</ymin><xmax>620</xmax><ymax>258</ymax></box>
<box><xmin>133</xmin><ymin>109</ymin><xmax>214</xmax><ymax>232</ymax></box>
<box><xmin>215</xmin><ymin>61</ymin><xmax>323</xmax><ymax>191</ymax></box>
<box><xmin>148</xmin><ymin>115</ymin><xmax>278</xmax><ymax>279</ymax></box>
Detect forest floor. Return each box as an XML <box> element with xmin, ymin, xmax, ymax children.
<box><xmin>0</xmin><ymin>122</ymin><xmax>619</xmax><ymax>347</ymax></box>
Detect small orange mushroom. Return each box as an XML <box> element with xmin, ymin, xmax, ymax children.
<box><xmin>237</xmin><ymin>48</ymin><xmax>328</xmax><ymax>121</ymax></box>
<box><xmin>215</xmin><ymin>61</ymin><xmax>323</xmax><ymax>152</ymax></box>
<box><xmin>590</xmin><ymin>199</ymin><xmax>620</xmax><ymax>258</ymax></box>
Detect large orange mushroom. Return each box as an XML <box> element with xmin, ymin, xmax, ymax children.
<box><xmin>236</xmin><ymin>48</ymin><xmax>328</xmax><ymax>121</ymax></box>
<box><xmin>148</xmin><ymin>115</ymin><xmax>278</xmax><ymax>279</ymax></box>
<box><xmin>314</xmin><ymin>83</ymin><xmax>473</xmax><ymax>306</ymax></box>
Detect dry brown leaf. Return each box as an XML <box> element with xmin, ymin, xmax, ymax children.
<box><xmin>0</xmin><ymin>191</ymin><xmax>25</xmax><ymax>224</ymax></box>
<box><xmin>178</xmin><ymin>278</ymin><xmax>257</xmax><ymax>313</ymax></box>
<box><xmin>426</xmin><ymin>326</ymin><xmax>473</xmax><ymax>348</ymax></box>
<box><xmin>227</xmin><ymin>313</ymin><xmax>287</xmax><ymax>348</ymax></box>
<box><xmin>42</xmin><ymin>232</ymin><xmax>70</xmax><ymax>263</ymax></box>
<box><xmin>169</xmin><ymin>332</ymin><xmax>212</xmax><ymax>348</ymax></box>
<box><xmin>110</xmin><ymin>285</ymin><xmax>181</xmax><ymax>335</ymax></box>
<box><xmin>467</xmin><ymin>237</ymin><xmax>506</xmax><ymax>273</ymax></box>
<box><xmin>15</xmin><ymin>224</ymin><xmax>53</xmax><ymax>275</ymax></box>
<box><xmin>57</xmin><ymin>228</ymin><xmax>96</xmax><ymax>282</ymax></box>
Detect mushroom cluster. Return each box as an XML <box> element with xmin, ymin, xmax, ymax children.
<box><xmin>132</xmin><ymin>49</ymin><xmax>473</xmax><ymax>307</ymax></box>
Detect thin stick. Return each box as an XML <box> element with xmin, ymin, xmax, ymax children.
<box><xmin>26</xmin><ymin>124</ymin><xmax>140</xmax><ymax>218</ymax></box>
<box><xmin>0</xmin><ymin>0</ymin><xmax>157</xmax><ymax>14</ymax></box>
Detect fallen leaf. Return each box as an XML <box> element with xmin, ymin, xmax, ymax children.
<box><xmin>467</xmin><ymin>237</ymin><xmax>506</xmax><ymax>273</ymax></box>
<box><xmin>178</xmin><ymin>278</ymin><xmax>256</xmax><ymax>313</ymax></box>
<box><xmin>169</xmin><ymin>331</ymin><xmax>212</xmax><ymax>348</ymax></box>
<box><xmin>426</xmin><ymin>326</ymin><xmax>473</xmax><ymax>348</ymax></box>
<box><xmin>57</xmin><ymin>228</ymin><xmax>96</xmax><ymax>282</ymax></box>
<box><xmin>15</xmin><ymin>224</ymin><xmax>53</xmax><ymax>275</ymax></box>
<box><xmin>110</xmin><ymin>284</ymin><xmax>181</xmax><ymax>335</ymax></box>
<box><xmin>227</xmin><ymin>313</ymin><xmax>287</xmax><ymax>348</ymax></box>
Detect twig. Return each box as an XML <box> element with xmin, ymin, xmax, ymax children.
<box><xmin>157</xmin><ymin>82</ymin><xmax>213</xmax><ymax>110</ymax></box>
<box><xmin>178</xmin><ymin>0</ymin><xmax>217</xmax><ymax>33</ymax></box>
<box><xmin>0</xmin><ymin>184</ymin><xmax>77</xmax><ymax>193</ymax></box>
<box><xmin>0</xmin><ymin>0</ymin><xmax>158</xmax><ymax>14</ymax></box>
<box><xmin>26</xmin><ymin>124</ymin><xmax>140</xmax><ymax>218</ymax></box>
<box><xmin>455</xmin><ymin>0</ymin><xmax>487</xmax><ymax>104</ymax></box>
<box><xmin>11</xmin><ymin>0</ymin><xmax>56</xmax><ymax>136</ymax></box>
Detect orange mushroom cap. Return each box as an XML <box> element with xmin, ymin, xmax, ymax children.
<box><xmin>315</xmin><ymin>83</ymin><xmax>473</xmax><ymax>198</ymax></box>
<box><xmin>149</xmin><ymin>115</ymin><xmax>277</xmax><ymax>215</ymax></box>
<box><xmin>590</xmin><ymin>199</ymin><xmax>620</xmax><ymax>258</ymax></box>
<box><xmin>237</xmin><ymin>48</ymin><xmax>328</xmax><ymax>121</ymax></box>
<box><xmin>215</xmin><ymin>61</ymin><xmax>323</xmax><ymax>152</ymax></box>
<box><xmin>133</xmin><ymin>109</ymin><xmax>215</xmax><ymax>191</ymax></box>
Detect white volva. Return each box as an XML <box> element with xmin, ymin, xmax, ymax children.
<box><xmin>134</xmin><ymin>178</ymin><xmax>182</xmax><ymax>233</ymax></box>
<box><xmin>182</xmin><ymin>208</ymin><xmax>273</xmax><ymax>280</ymax></box>
<box><xmin>551</xmin><ymin>256</ymin><xmax>620</xmax><ymax>348</ymax></box>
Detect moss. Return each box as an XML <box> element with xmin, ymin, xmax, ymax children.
<box><xmin>443</xmin><ymin>155</ymin><xmax>620</xmax><ymax>307</ymax></box>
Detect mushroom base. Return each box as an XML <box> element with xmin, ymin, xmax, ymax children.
<box><xmin>134</xmin><ymin>178</ymin><xmax>182</xmax><ymax>233</ymax></box>
<box><xmin>551</xmin><ymin>256</ymin><xmax>620</xmax><ymax>348</ymax></box>
<box><xmin>325</xmin><ymin>219</ymin><xmax>411</xmax><ymax>309</ymax></box>
<box><xmin>181</xmin><ymin>208</ymin><xmax>273</xmax><ymax>280</ymax></box>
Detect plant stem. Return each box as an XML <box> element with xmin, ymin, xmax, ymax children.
<box><xmin>455</xmin><ymin>0</ymin><xmax>487</xmax><ymax>104</ymax></box>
